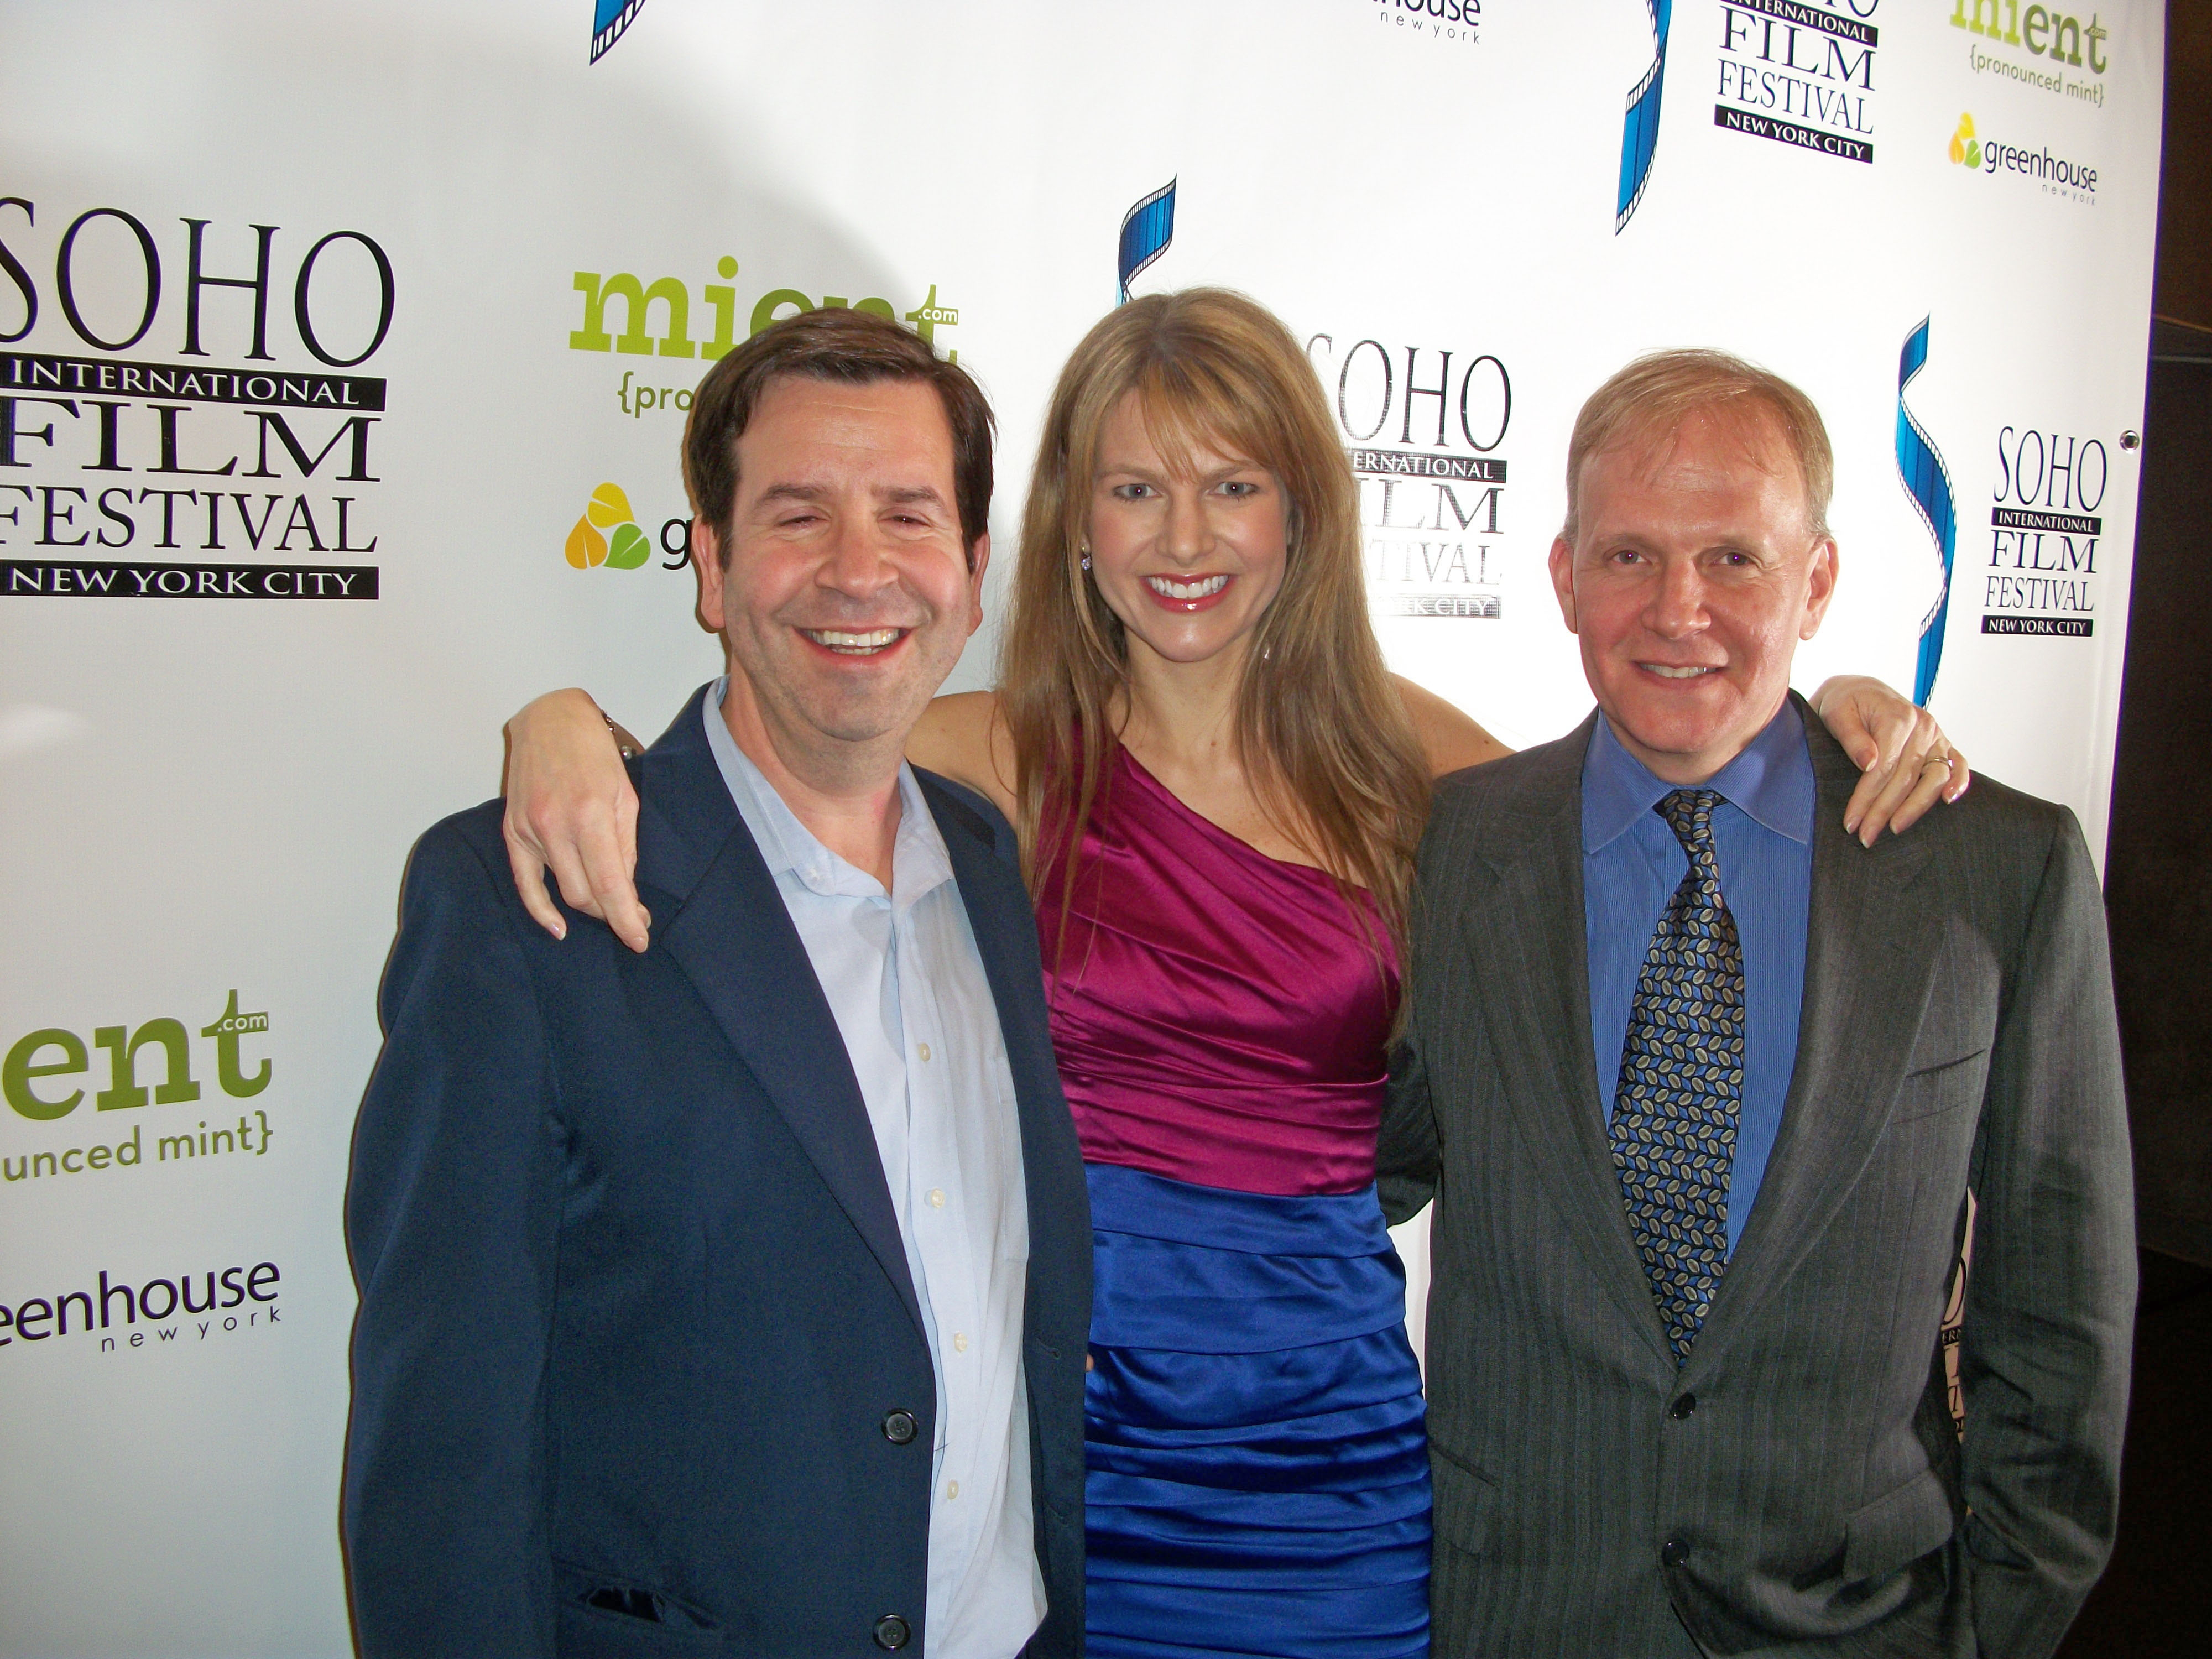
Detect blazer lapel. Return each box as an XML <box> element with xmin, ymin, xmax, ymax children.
<box><xmin>1683</xmin><ymin>706</ymin><xmax>1941</xmax><ymax>1373</ymax></box>
<box><xmin>1474</xmin><ymin>714</ymin><xmax>1678</xmax><ymax>1370</ymax></box>
<box><xmin>635</xmin><ymin>687</ymin><xmax>926</xmax><ymax>1346</ymax></box>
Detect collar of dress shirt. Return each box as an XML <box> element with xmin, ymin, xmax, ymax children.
<box><xmin>1582</xmin><ymin>697</ymin><xmax>1815</xmax><ymax>855</ymax></box>
<box><xmin>703</xmin><ymin>676</ymin><xmax>952</xmax><ymax>910</ymax></box>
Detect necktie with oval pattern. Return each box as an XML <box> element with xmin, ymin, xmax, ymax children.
<box><xmin>1609</xmin><ymin>787</ymin><xmax>1744</xmax><ymax>1363</ymax></box>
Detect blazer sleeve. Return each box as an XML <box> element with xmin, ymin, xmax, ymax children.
<box><xmin>1378</xmin><ymin>877</ymin><xmax>1445</xmax><ymax>1228</ymax></box>
<box><xmin>343</xmin><ymin>818</ymin><xmax>566</xmax><ymax>1658</ymax></box>
<box><xmin>1957</xmin><ymin>808</ymin><xmax>2137</xmax><ymax>1659</ymax></box>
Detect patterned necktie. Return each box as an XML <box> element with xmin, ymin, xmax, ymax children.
<box><xmin>1609</xmin><ymin>788</ymin><xmax>1744</xmax><ymax>1363</ymax></box>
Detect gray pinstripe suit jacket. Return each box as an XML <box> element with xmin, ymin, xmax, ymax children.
<box><xmin>1379</xmin><ymin>700</ymin><xmax>2135</xmax><ymax>1658</ymax></box>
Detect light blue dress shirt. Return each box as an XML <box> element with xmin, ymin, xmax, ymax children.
<box><xmin>1581</xmin><ymin>700</ymin><xmax>1814</xmax><ymax>1257</ymax></box>
<box><xmin>705</xmin><ymin>682</ymin><xmax>1045</xmax><ymax>1659</ymax></box>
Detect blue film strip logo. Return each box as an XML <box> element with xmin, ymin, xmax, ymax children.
<box><xmin>592</xmin><ymin>0</ymin><xmax>645</xmax><ymax>63</ymax></box>
<box><xmin>1895</xmin><ymin>317</ymin><xmax>1959</xmax><ymax>706</ymax></box>
<box><xmin>1118</xmin><ymin>180</ymin><xmax>1176</xmax><ymax>304</ymax></box>
<box><xmin>1616</xmin><ymin>0</ymin><xmax>1672</xmax><ymax>232</ymax></box>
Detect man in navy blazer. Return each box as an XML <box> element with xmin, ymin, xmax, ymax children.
<box><xmin>344</xmin><ymin>311</ymin><xmax>1091</xmax><ymax>1657</ymax></box>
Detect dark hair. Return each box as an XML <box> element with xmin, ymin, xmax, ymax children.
<box><xmin>681</xmin><ymin>306</ymin><xmax>994</xmax><ymax>566</ymax></box>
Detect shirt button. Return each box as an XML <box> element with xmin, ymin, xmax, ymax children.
<box><xmin>927</xmin><ymin>1188</ymin><xmax>946</xmax><ymax>1209</ymax></box>
<box><xmin>917</xmin><ymin>1042</ymin><xmax>931</xmax><ymax>1062</ymax></box>
<box><xmin>953</xmin><ymin>1331</ymin><xmax>969</xmax><ymax>1353</ymax></box>
<box><xmin>945</xmin><ymin>1480</ymin><xmax>959</xmax><ymax>1500</ymax></box>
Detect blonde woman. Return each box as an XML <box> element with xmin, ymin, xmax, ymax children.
<box><xmin>500</xmin><ymin>291</ymin><xmax>1963</xmax><ymax>1657</ymax></box>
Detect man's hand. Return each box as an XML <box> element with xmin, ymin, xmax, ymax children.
<box><xmin>501</xmin><ymin>689</ymin><xmax>652</xmax><ymax>952</ymax></box>
<box><xmin>1812</xmin><ymin>675</ymin><xmax>1971</xmax><ymax>847</ymax></box>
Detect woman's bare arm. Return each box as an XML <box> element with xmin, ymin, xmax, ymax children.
<box><xmin>503</xmin><ymin>687</ymin><xmax>1018</xmax><ymax>952</ymax></box>
<box><xmin>1392</xmin><ymin>671</ymin><xmax>1971</xmax><ymax>844</ymax></box>
<box><xmin>1808</xmin><ymin>674</ymin><xmax>1971</xmax><ymax>845</ymax></box>
<box><xmin>1393</xmin><ymin>675</ymin><xmax>1513</xmax><ymax>776</ymax></box>
<box><xmin>906</xmin><ymin>691</ymin><xmax>1019</xmax><ymax>820</ymax></box>
<box><xmin>502</xmin><ymin>689</ymin><xmax>650</xmax><ymax>949</ymax></box>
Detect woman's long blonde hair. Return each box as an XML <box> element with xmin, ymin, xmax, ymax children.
<box><xmin>999</xmin><ymin>288</ymin><xmax>1432</xmax><ymax>969</ymax></box>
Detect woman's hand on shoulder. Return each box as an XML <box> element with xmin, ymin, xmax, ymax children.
<box><xmin>907</xmin><ymin>691</ymin><xmax>1019</xmax><ymax>818</ymax></box>
<box><xmin>1810</xmin><ymin>675</ymin><xmax>1971</xmax><ymax>846</ymax></box>
<box><xmin>1393</xmin><ymin>675</ymin><xmax>1514</xmax><ymax>778</ymax></box>
<box><xmin>502</xmin><ymin>688</ymin><xmax>651</xmax><ymax>953</ymax></box>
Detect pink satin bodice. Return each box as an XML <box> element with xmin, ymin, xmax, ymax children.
<box><xmin>1036</xmin><ymin>748</ymin><xmax>1399</xmax><ymax>1198</ymax></box>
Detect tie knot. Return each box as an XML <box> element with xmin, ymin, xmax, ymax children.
<box><xmin>1655</xmin><ymin>788</ymin><xmax>1725</xmax><ymax>854</ymax></box>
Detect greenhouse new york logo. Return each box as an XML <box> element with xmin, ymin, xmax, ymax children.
<box><xmin>1949</xmin><ymin>112</ymin><xmax>2098</xmax><ymax>202</ymax></box>
<box><xmin>1950</xmin><ymin>113</ymin><xmax>1984</xmax><ymax>168</ymax></box>
<box><xmin>563</xmin><ymin>482</ymin><xmax>692</xmax><ymax>572</ymax></box>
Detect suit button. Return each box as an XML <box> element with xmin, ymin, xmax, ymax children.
<box><xmin>1668</xmin><ymin>1393</ymin><xmax>1697</xmax><ymax>1420</ymax></box>
<box><xmin>1661</xmin><ymin>1537</ymin><xmax>1691</xmax><ymax>1568</ymax></box>
<box><xmin>874</xmin><ymin>1614</ymin><xmax>911</xmax><ymax>1650</ymax></box>
<box><xmin>882</xmin><ymin>1410</ymin><xmax>918</xmax><ymax>1444</ymax></box>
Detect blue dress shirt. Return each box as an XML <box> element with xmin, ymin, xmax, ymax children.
<box><xmin>1581</xmin><ymin>701</ymin><xmax>1814</xmax><ymax>1256</ymax></box>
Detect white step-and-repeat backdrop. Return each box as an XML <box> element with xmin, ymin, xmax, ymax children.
<box><xmin>0</xmin><ymin>3</ymin><xmax>2163</xmax><ymax>1652</ymax></box>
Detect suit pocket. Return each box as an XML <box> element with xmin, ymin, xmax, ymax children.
<box><xmin>554</xmin><ymin>1563</ymin><xmax>725</xmax><ymax>1655</ymax></box>
<box><xmin>1891</xmin><ymin>1048</ymin><xmax>1990</xmax><ymax>1124</ymax></box>
<box><xmin>1429</xmin><ymin>1443</ymin><xmax>1498</xmax><ymax>1559</ymax></box>
<box><xmin>1842</xmin><ymin>1468</ymin><xmax>1959</xmax><ymax>1582</ymax></box>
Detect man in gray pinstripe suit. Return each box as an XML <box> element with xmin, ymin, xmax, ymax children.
<box><xmin>1379</xmin><ymin>352</ymin><xmax>2135</xmax><ymax>1657</ymax></box>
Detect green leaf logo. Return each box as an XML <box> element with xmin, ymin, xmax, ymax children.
<box><xmin>567</xmin><ymin>481</ymin><xmax>646</xmax><ymax>571</ymax></box>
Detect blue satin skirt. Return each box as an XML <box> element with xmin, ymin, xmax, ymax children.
<box><xmin>1083</xmin><ymin>1164</ymin><xmax>1432</xmax><ymax>1658</ymax></box>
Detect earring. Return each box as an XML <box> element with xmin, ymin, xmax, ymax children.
<box><xmin>1079</xmin><ymin>542</ymin><xmax>1092</xmax><ymax>571</ymax></box>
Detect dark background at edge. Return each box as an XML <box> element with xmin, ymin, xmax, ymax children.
<box><xmin>2055</xmin><ymin>4</ymin><xmax>2208</xmax><ymax>1652</ymax></box>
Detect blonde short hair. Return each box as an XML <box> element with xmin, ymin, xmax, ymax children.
<box><xmin>1561</xmin><ymin>349</ymin><xmax>1833</xmax><ymax>543</ymax></box>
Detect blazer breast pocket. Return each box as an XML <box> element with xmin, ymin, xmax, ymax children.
<box><xmin>1429</xmin><ymin>1443</ymin><xmax>1498</xmax><ymax>1560</ymax></box>
<box><xmin>1890</xmin><ymin>1047</ymin><xmax>1990</xmax><ymax>1124</ymax></box>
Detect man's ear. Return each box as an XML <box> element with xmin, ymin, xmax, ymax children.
<box><xmin>692</xmin><ymin>519</ymin><xmax>727</xmax><ymax>633</ymax></box>
<box><xmin>1548</xmin><ymin>535</ymin><xmax>1579</xmax><ymax>633</ymax></box>
<box><xmin>966</xmin><ymin>531</ymin><xmax>992</xmax><ymax>634</ymax></box>
<box><xmin>1799</xmin><ymin>535</ymin><xmax>1839</xmax><ymax>640</ymax></box>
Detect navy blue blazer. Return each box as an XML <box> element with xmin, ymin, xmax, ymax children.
<box><xmin>344</xmin><ymin>686</ymin><xmax>1091</xmax><ymax>1658</ymax></box>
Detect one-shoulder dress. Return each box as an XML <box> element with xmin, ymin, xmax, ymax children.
<box><xmin>1039</xmin><ymin>748</ymin><xmax>1431</xmax><ymax>1659</ymax></box>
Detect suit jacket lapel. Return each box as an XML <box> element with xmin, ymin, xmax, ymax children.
<box><xmin>1684</xmin><ymin>704</ymin><xmax>1941</xmax><ymax>1374</ymax></box>
<box><xmin>635</xmin><ymin>687</ymin><xmax>927</xmax><ymax>1346</ymax></box>
<box><xmin>1474</xmin><ymin>713</ymin><xmax>1677</xmax><ymax>1370</ymax></box>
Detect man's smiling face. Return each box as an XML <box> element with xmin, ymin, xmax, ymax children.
<box><xmin>1548</xmin><ymin>403</ymin><xmax>1838</xmax><ymax>785</ymax></box>
<box><xmin>692</xmin><ymin>374</ymin><xmax>986</xmax><ymax>773</ymax></box>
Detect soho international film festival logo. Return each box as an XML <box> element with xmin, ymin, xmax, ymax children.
<box><xmin>1619</xmin><ymin>1</ymin><xmax>1885</xmax><ymax>232</ymax></box>
<box><xmin>1949</xmin><ymin>113</ymin><xmax>2098</xmax><ymax>204</ymax></box>
<box><xmin>1117</xmin><ymin>179</ymin><xmax>1514</xmax><ymax>620</ymax></box>
<box><xmin>1</xmin><ymin>200</ymin><xmax>393</xmax><ymax>603</ymax></box>
<box><xmin>1895</xmin><ymin>316</ymin><xmax>2109</xmax><ymax>707</ymax></box>
<box><xmin>560</xmin><ymin>252</ymin><xmax>964</xmax><ymax>574</ymax></box>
